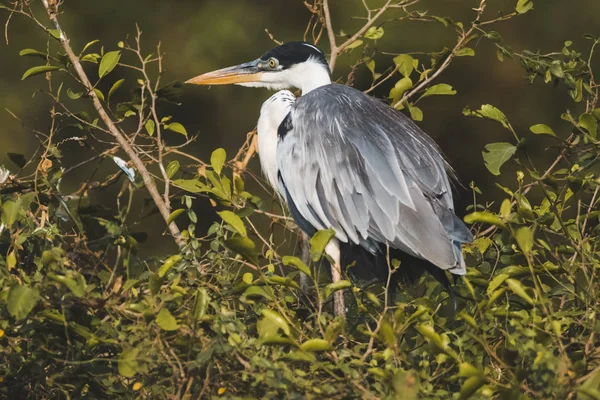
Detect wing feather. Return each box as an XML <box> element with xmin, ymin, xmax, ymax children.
<box><xmin>277</xmin><ymin>84</ymin><xmax>472</xmax><ymax>272</ymax></box>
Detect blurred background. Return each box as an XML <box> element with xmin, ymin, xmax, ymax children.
<box><xmin>0</xmin><ymin>0</ymin><xmax>598</xmax><ymax>254</ymax></box>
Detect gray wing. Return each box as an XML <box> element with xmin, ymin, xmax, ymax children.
<box><xmin>276</xmin><ymin>84</ymin><xmax>472</xmax><ymax>273</ymax></box>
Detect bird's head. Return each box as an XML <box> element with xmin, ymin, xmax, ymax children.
<box><xmin>186</xmin><ymin>42</ymin><xmax>331</xmax><ymax>93</ymax></box>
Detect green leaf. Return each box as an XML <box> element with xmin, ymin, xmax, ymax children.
<box><xmin>463</xmin><ymin>211</ymin><xmax>506</xmax><ymax>228</ymax></box>
<box><xmin>156</xmin><ymin>308</ymin><xmax>179</xmax><ymax>331</ymax></box>
<box><xmin>515</xmin><ymin>226</ymin><xmax>534</xmax><ymax>255</ymax></box>
<box><xmin>506</xmin><ymin>278</ymin><xmax>534</xmax><ymax>305</ymax></box>
<box><xmin>530</xmin><ymin>124</ymin><xmax>557</xmax><ymax>137</ymax></box>
<box><xmin>6</xmin><ymin>251</ymin><xmax>16</xmax><ymax>269</ymax></box>
<box><xmin>325</xmin><ymin>280</ymin><xmax>352</xmax><ymax>298</ymax></box>
<box><xmin>224</xmin><ymin>237</ymin><xmax>259</xmax><ymax>264</ymax></box>
<box><xmin>81</xmin><ymin>39</ymin><xmax>100</xmax><ymax>55</ymax></box>
<box><xmin>390</xmin><ymin>77</ymin><xmax>413</xmax><ymax>104</ymax></box>
<box><xmin>482</xmin><ymin>142</ymin><xmax>516</xmax><ymax>176</ymax></box>
<box><xmin>282</xmin><ymin>256</ymin><xmax>312</xmax><ymax>277</ymax></box>
<box><xmin>19</xmin><ymin>48</ymin><xmax>49</xmax><ymax>58</ymax></box>
<box><xmin>459</xmin><ymin>376</ymin><xmax>486</xmax><ymax>400</ymax></box>
<box><xmin>242</xmin><ymin>272</ymin><xmax>253</xmax><ymax>284</ymax></box>
<box><xmin>7</xmin><ymin>285</ymin><xmax>40</xmax><ymax>320</ymax></box>
<box><xmin>166</xmin><ymin>208</ymin><xmax>185</xmax><ymax>225</ymax></box>
<box><xmin>211</xmin><ymin>148</ymin><xmax>226</xmax><ymax>175</ymax></box>
<box><xmin>166</xmin><ymin>160</ymin><xmax>180</xmax><ymax>179</ymax></box>
<box><xmin>157</xmin><ymin>254</ymin><xmax>183</xmax><ymax>278</ymax></box>
<box><xmin>260</xmin><ymin>309</ymin><xmax>291</xmax><ymax>336</ymax></box>
<box><xmin>464</xmin><ymin>104</ymin><xmax>509</xmax><ymax>129</ymax></box>
<box><xmin>93</xmin><ymin>88</ymin><xmax>105</xmax><ymax>102</ymax></box>
<box><xmin>309</xmin><ymin>228</ymin><xmax>336</xmax><ymax>261</ymax></box>
<box><xmin>98</xmin><ymin>50</ymin><xmax>121</xmax><ymax>78</ymax></box>
<box><xmin>456</xmin><ymin>47</ymin><xmax>475</xmax><ymax>57</ymax></box>
<box><xmin>108</xmin><ymin>78</ymin><xmax>125</xmax><ymax>101</ymax></box>
<box><xmin>145</xmin><ymin>119</ymin><xmax>155</xmax><ymax>136</ymax></box>
<box><xmin>393</xmin><ymin>54</ymin><xmax>414</xmax><ymax>77</ymax></box>
<box><xmin>194</xmin><ymin>288</ymin><xmax>209</xmax><ymax>321</ymax></box>
<box><xmin>299</xmin><ymin>338</ymin><xmax>333</xmax><ymax>352</ymax></box>
<box><xmin>364</xmin><ymin>26</ymin><xmax>384</xmax><ymax>40</ymax></box>
<box><xmin>345</xmin><ymin>40</ymin><xmax>363</xmax><ymax>50</ymax></box>
<box><xmin>487</xmin><ymin>273</ymin><xmax>510</xmax><ymax>296</ymax></box>
<box><xmin>21</xmin><ymin>65</ymin><xmax>61</xmax><ymax>80</ymax></box>
<box><xmin>408</xmin><ymin>104</ymin><xmax>423</xmax><ymax>121</ymax></box>
<box><xmin>1</xmin><ymin>201</ymin><xmax>19</xmax><ymax>227</ymax></box>
<box><xmin>420</xmin><ymin>83</ymin><xmax>457</xmax><ymax>99</ymax></box>
<box><xmin>165</xmin><ymin>122</ymin><xmax>188</xmax><ymax>137</ymax></box>
<box><xmin>217</xmin><ymin>210</ymin><xmax>247</xmax><ymax>237</ymax></box>
<box><xmin>172</xmin><ymin>179</ymin><xmax>208</xmax><ymax>193</ymax></box>
<box><xmin>67</xmin><ymin>88</ymin><xmax>83</xmax><ymax>100</ymax></box>
<box><xmin>118</xmin><ymin>347</ymin><xmax>140</xmax><ymax>378</ymax></box>
<box><xmin>579</xmin><ymin>113</ymin><xmax>598</xmax><ymax>139</ymax></box>
<box><xmin>515</xmin><ymin>0</ymin><xmax>534</xmax><ymax>14</ymax></box>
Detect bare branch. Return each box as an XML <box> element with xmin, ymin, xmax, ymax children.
<box><xmin>39</xmin><ymin>0</ymin><xmax>184</xmax><ymax>246</ymax></box>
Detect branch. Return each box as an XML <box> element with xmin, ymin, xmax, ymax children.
<box><xmin>322</xmin><ymin>0</ymin><xmax>395</xmax><ymax>72</ymax></box>
<box><xmin>39</xmin><ymin>1</ymin><xmax>184</xmax><ymax>247</ymax></box>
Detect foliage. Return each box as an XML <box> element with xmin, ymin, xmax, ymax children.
<box><xmin>0</xmin><ymin>0</ymin><xmax>599</xmax><ymax>399</ymax></box>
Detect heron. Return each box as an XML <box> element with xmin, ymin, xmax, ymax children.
<box><xmin>186</xmin><ymin>42</ymin><xmax>473</xmax><ymax>316</ymax></box>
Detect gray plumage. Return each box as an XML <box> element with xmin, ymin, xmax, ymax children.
<box><xmin>273</xmin><ymin>84</ymin><xmax>472</xmax><ymax>275</ymax></box>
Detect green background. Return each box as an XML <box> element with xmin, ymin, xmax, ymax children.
<box><xmin>0</xmin><ymin>0</ymin><xmax>598</xmax><ymax>252</ymax></box>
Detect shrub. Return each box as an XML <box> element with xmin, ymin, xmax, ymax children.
<box><xmin>0</xmin><ymin>0</ymin><xmax>599</xmax><ymax>398</ymax></box>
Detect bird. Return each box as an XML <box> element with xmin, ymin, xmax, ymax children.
<box><xmin>186</xmin><ymin>41</ymin><xmax>473</xmax><ymax>316</ymax></box>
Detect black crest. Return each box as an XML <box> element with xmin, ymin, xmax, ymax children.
<box><xmin>260</xmin><ymin>42</ymin><xmax>330</xmax><ymax>74</ymax></box>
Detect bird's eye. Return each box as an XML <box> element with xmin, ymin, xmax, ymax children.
<box><xmin>268</xmin><ymin>58</ymin><xmax>278</xmax><ymax>68</ymax></box>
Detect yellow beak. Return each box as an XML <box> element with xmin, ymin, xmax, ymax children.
<box><xmin>185</xmin><ymin>60</ymin><xmax>264</xmax><ymax>86</ymax></box>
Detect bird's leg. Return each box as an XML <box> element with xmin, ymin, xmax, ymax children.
<box><xmin>325</xmin><ymin>239</ymin><xmax>345</xmax><ymax>317</ymax></box>
<box><xmin>299</xmin><ymin>232</ymin><xmax>311</xmax><ymax>293</ymax></box>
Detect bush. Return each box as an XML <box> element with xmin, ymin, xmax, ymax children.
<box><xmin>0</xmin><ymin>0</ymin><xmax>599</xmax><ymax>398</ymax></box>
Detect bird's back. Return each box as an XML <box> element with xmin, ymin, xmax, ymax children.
<box><xmin>278</xmin><ymin>83</ymin><xmax>472</xmax><ymax>274</ymax></box>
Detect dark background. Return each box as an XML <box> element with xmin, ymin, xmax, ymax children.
<box><xmin>0</xmin><ymin>0</ymin><xmax>598</xmax><ymax>253</ymax></box>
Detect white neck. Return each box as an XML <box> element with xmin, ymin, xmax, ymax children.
<box><xmin>289</xmin><ymin>58</ymin><xmax>332</xmax><ymax>93</ymax></box>
<box><xmin>254</xmin><ymin>57</ymin><xmax>332</xmax><ymax>93</ymax></box>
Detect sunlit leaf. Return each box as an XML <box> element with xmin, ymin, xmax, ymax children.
<box><xmin>463</xmin><ymin>104</ymin><xmax>510</xmax><ymax>129</ymax></box>
<box><xmin>211</xmin><ymin>148</ymin><xmax>226</xmax><ymax>175</ymax></box>
<box><xmin>21</xmin><ymin>65</ymin><xmax>61</xmax><ymax>80</ymax></box>
<box><xmin>145</xmin><ymin>119</ymin><xmax>155</xmax><ymax>136</ymax></box>
<box><xmin>156</xmin><ymin>308</ymin><xmax>179</xmax><ymax>331</ymax></box>
<box><xmin>217</xmin><ymin>210</ymin><xmax>247</xmax><ymax>237</ymax></box>
<box><xmin>364</xmin><ymin>26</ymin><xmax>384</xmax><ymax>40</ymax></box>
<box><xmin>464</xmin><ymin>211</ymin><xmax>506</xmax><ymax>228</ymax></box>
<box><xmin>516</xmin><ymin>0</ymin><xmax>534</xmax><ymax>14</ymax></box>
<box><xmin>325</xmin><ymin>280</ymin><xmax>352</xmax><ymax>298</ymax></box>
<box><xmin>166</xmin><ymin>160</ymin><xmax>180</xmax><ymax>179</ymax></box>
<box><xmin>299</xmin><ymin>339</ymin><xmax>333</xmax><ymax>352</ymax></box>
<box><xmin>165</xmin><ymin>122</ymin><xmax>188</xmax><ymax>137</ymax></box>
<box><xmin>530</xmin><ymin>124</ymin><xmax>557</xmax><ymax>137</ymax></box>
<box><xmin>506</xmin><ymin>278</ymin><xmax>534</xmax><ymax>305</ymax></box>
<box><xmin>282</xmin><ymin>256</ymin><xmax>311</xmax><ymax>277</ymax></box>
<box><xmin>261</xmin><ymin>309</ymin><xmax>291</xmax><ymax>336</ymax></box>
<box><xmin>482</xmin><ymin>142</ymin><xmax>516</xmax><ymax>176</ymax></box>
<box><xmin>108</xmin><ymin>78</ymin><xmax>125</xmax><ymax>102</ymax></box>
<box><xmin>157</xmin><ymin>254</ymin><xmax>183</xmax><ymax>278</ymax></box>
<box><xmin>98</xmin><ymin>50</ymin><xmax>121</xmax><ymax>78</ymax></box>
<box><xmin>118</xmin><ymin>348</ymin><xmax>140</xmax><ymax>378</ymax></box>
<box><xmin>7</xmin><ymin>285</ymin><xmax>40</xmax><ymax>320</ymax></box>
<box><xmin>420</xmin><ymin>83</ymin><xmax>457</xmax><ymax>99</ymax></box>
<box><xmin>456</xmin><ymin>47</ymin><xmax>475</xmax><ymax>57</ymax></box>
<box><xmin>309</xmin><ymin>228</ymin><xmax>336</xmax><ymax>261</ymax></box>
<box><xmin>393</xmin><ymin>54</ymin><xmax>414</xmax><ymax>77</ymax></box>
